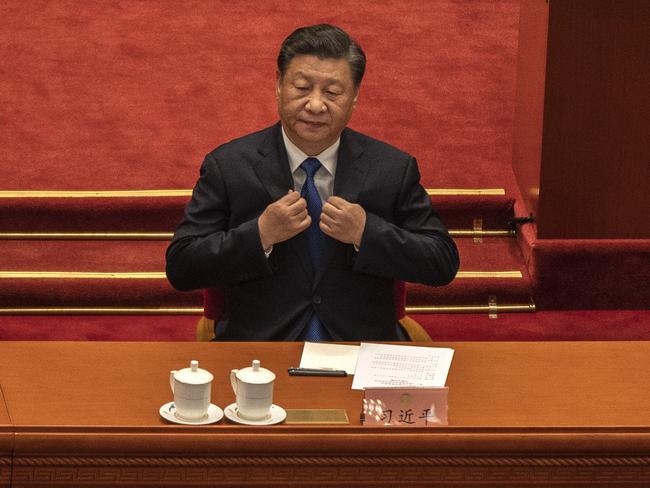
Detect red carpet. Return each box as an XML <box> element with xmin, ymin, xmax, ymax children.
<box><xmin>515</xmin><ymin>201</ymin><xmax>650</xmax><ymax>310</ymax></box>
<box><xmin>0</xmin><ymin>316</ymin><xmax>196</xmax><ymax>341</ymax></box>
<box><xmin>408</xmin><ymin>237</ymin><xmax>532</xmax><ymax>306</ymax></box>
<box><xmin>0</xmin><ymin>240</ymin><xmax>201</xmax><ymax>308</ymax></box>
<box><xmin>0</xmin><ymin>193</ymin><xmax>516</xmax><ymax>234</ymax></box>
<box><xmin>430</xmin><ymin>195</ymin><xmax>515</xmax><ymax>231</ymax></box>
<box><xmin>415</xmin><ymin>310</ymin><xmax>650</xmax><ymax>341</ymax></box>
<box><xmin>0</xmin><ymin>195</ymin><xmax>187</xmax><ymax>233</ymax></box>
<box><xmin>0</xmin><ymin>237</ymin><xmax>527</xmax><ymax>309</ymax></box>
<box><xmin>2</xmin><ymin>311</ymin><xmax>649</xmax><ymax>342</ymax></box>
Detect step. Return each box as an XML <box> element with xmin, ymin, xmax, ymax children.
<box><xmin>429</xmin><ymin>194</ymin><xmax>515</xmax><ymax>231</ymax></box>
<box><xmin>2</xmin><ymin>310</ymin><xmax>648</xmax><ymax>342</ymax></box>
<box><xmin>0</xmin><ymin>240</ymin><xmax>201</xmax><ymax>308</ymax></box>
<box><xmin>0</xmin><ymin>315</ymin><xmax>197</xmax><ymax>341</ymax></box>
<box><xmin>0</xmin><ymin>191</ymin><xmax>188</xmax><ymax>233</ymax></box>
<box><xmin>517</xmin><ymin>222</ymin><xmax>650</xmax><ymax>310</ymax></box>
<box><xmin>1</xmin><ymin>236</ymin><xmax>531</xmax><ymax>310</ymax></box>
<box><xmin>412</xmin><ymin>310</ymin><xmax>650</xmax><ymax>341</ymax></box>
<box><xmin>0</xmin><ymin>191</ymin><xmax>515</xmax><ymax>234</ymax></box>
<box><xmin>406</xmin><ymin>236</ymin><xmax>533</xmax><ymax>307</ymax></box>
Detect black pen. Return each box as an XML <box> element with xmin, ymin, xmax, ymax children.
<box><xmin>288</xmin><ymin>367</ymin><xmax>348</xmax><ymax>377</ymax></box>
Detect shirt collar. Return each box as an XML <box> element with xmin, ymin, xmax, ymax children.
<box><xmin>281</xmin><ymin>126</ymin><xmax>339</xmax><ymax>176</ymax></box>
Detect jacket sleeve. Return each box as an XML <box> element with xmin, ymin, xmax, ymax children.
<box><xmin>352</xmin><ymin>157</ymin><xmax>460</xmax><ymax>286</ymax></box>
<box><xmin>165</xmin><ymin>153</ymin><xmax>272</xmax><ymax>291</ymax></box>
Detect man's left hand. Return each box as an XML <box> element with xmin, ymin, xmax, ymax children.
<box><xmin>320</xmin><ymin>196</ymin><xmax>366</xmax><ymax>247</ymax></box>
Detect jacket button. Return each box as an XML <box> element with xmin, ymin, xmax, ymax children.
<box><xmin>313</xmin><ymin>295</ymin><xmax>322</xmax><ymax>304</ymax></box>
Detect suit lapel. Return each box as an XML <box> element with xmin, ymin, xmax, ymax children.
<box><xmin>253</xmin><ymin>124</ymin><xmax>294</xmax><ymax>202</ymax></box>
<box><xmin>333</xmin><ymin>129</ymin><xmax>368</xmax><ymax>202</ymax></box>
<box><xmin>253</xmin><ymin>124</ymin><xmax>314</xmax><ymax>282</ymax></box>
<box><xmin>313</xmin><ymin>129</ymin><xmax>368</xmax><ymax>288</ymax></box>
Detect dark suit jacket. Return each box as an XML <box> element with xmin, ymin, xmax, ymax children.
<box><xmin>166</xmin><ymin>123</ymin><xmax>459</xmax><ymax>340</ymax></box>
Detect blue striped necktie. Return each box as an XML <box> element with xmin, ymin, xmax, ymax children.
<box><xmin>299</xmin><ymin>157</ymin><xmax>329</xmax><ymax>341</ymax></box>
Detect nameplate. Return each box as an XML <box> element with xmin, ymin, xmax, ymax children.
<box><xmin>362</xmin><ymin>387</ymin><xmax>448</xmax><ymax>427</ymax></box>
<box><xmin>285</xmin><ymin>409</ymin><xmax>349</xmax><ymax>424</ymax></box>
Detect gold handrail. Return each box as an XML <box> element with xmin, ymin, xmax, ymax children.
<box><xmin>0</xmin><ymin>304</ymin><xmax>535</xmax><ymax>315</ymax></box>
<box><xmin>0</xmin><ymin>307</ymin><xmax>203</xmax><ymax>315</ymax></box>
<box><xmin>0</xmin><ymin>188</ymin><xmax>505</xmax><ymax>198</ymax></box>
<box><xmin>407</xmin><ymin>303</ymin><xmax>535</xmax><ymax>313</ymax></box>
<box><xmin>0</xmin><ymin>270</ymin><xmax>523</xmax><ymax>279</ymax></box>
<box><xmin>0</xmin><ymin>232</ymin><xmax>174</xmax><ymax>240</ymax></box>
<box><xmin>427</xmin><ymin>189</ymin><xmax>506</xmax><ymax>196</ymax></box>
<box><xmin>0</xmin><ymin>229</ymin><xmax>515</xmax><ymax>240</ymax></box>
<box><xmin>0</xmin><ymin>190</ymin><xmax>192</xmax><ymax>198</ymax></box>
<box><xmin>0</xmin><ymin>272</ymin><xmax>166</xmax><ymax>279</ymax></box>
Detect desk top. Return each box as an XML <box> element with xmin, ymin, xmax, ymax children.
<box><xmin>1</xmin><ymin>341</ymin><xmax>649</xmax><ymax>457</ymax></box>
<box><xmin>0</xmin><ymin>386</ymin><xmax>11</xmax><ymax>458</ymax></box>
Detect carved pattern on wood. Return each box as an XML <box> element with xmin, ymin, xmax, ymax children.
<box><xmin>0</xmin><ymin>457</ymin><xmax>11</xmax><ymax>488</ymax></box>
<box><xmin>12</xmin><ymin>455</ymin><xmax>650</xmax><ymax>467</ymax></box>
<box><xmin>10</xmin><ymin>456</ymin><xmax>650</xmax><ymax>484</ymax></box>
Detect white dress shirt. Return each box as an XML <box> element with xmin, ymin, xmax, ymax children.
<box><xmin>262</xmin><ymin>128</ymin><xmax>342</xmax><ymax>257</ymax></box>
<box><xmin>281</xmin><ymin>126</ymin><xmax>339</xmax><ymax>202</ymax></box>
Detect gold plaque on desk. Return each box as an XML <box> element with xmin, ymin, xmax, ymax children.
<box><xmin>285</xmin><ymin>409</ymin><xmax>349</xmax><ymax>424</ymax></box>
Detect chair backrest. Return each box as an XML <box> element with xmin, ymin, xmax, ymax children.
<box><xmin>203</xmin><ymin>287</ymin><xmax>224</xmax><ymax>321</ymax></box>
<box><xmin>203</xmin><ymin>281</ymin><xmax>407</xmax><ymax>321</ymax></box>
<box><xmin>200</xmin><ymin>281</ymin><xmax>431</xmax><ymax>341</ymax></box>
<box><xmin>393</xmin><ymin>280</ymin><xmax>406</xmax><ymax>320</ymax></box>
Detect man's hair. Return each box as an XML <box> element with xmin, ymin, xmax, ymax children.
<box><xmin>277</xmin><ymin>24</ymin><xmax>366</xmax><ymax>86</ymax></box>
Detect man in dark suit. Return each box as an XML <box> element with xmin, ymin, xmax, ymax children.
<box><xmin>166</xmin><ymin>24</ymin><xmax>459</xmax><ymax>341</ymax></box>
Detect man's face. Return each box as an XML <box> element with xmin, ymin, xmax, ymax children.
<box><xmin>277</xmin><ymin>54</ymin><xmax>359</xmax><ymax>156</ymax></box>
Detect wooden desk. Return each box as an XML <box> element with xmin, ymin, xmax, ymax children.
<box><xmin>0</xmin><ymin>386</ymin><xmax>11</xmax><ymax>488</ymax></box>
<box><xmin>0</xmin><ymin>341</ymin><xmax>649</xmax><ymax>487</ymax></box>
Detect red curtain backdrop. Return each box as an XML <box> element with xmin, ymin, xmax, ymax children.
<box><xmin>0</xmin><ymin>0</ymin><xmax>520</xmax><ymax>192</ymax></box>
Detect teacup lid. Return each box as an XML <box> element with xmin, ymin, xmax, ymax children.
<box><xmin>236</xmin><ymin>360</ymin><xmax>275</xmax><ymax>384</ymax></box>
<box><xmin>173</xmin><ymin>360</ymin><xmax>214</xmax><ymax>385</ymax></box>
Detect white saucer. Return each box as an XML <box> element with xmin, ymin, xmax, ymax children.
<box><xmin>224</xmin><ymin>403</ymin><xmax>287</xmax><ymax>426</ymax></box>
<box><xmin>159</xmin><ymin>402</ymin><xmax>223</xmax><ymax>425</ymax></box>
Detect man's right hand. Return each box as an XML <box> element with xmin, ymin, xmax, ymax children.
<box><xmin>258</xmin><ymin>190</ymin><xmax>310</xmax><ymax>250</ymax></box>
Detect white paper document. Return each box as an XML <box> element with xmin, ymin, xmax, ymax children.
<box><xmin>351</xmin><ymin>343</ymin><xmax>454</xmax><ymax>390</ymax></box>
<box><xmin>299</xmin><ymin>342</ymin><xmax>360</xmax><ymax>374</ymax></box>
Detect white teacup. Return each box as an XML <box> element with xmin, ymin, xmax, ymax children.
<box><xmin>170</xmin><ymin>360</ymin><xmax>214</xmax><ymax>420</ymax></box>
<box><xmin>230</xmin><ymin>360</ymin><xmax>275</xmax><ymax>421</ymax></box>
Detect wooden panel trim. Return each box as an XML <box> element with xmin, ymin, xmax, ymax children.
<box><xmin>0</xmin><ymin>458</ymin><xmax>11</xmax><ymax>488</ymax></box>
<box><xmin>9</xmin><ymin>454</ymin><xmax>650</xmax><ymax>486</ymax></box>
<box><xmin>12</xmin><ymin>454</ymin><xmax>650</xmax><ymax>467</ymax></box>
<box><xmin>0</xmin><ymin>385</ymin><xmax>13</xmax><ymax>488</ymax></box>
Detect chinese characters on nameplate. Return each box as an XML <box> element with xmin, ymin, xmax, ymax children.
<box><xmin>352</xmin><ymin>343</ymin><xmax>453</xmax><ymax>428</ymax></box>
<box><xmin>362</xmin><ymin>387</ymin><xmax>449</xmax><ymax>427</ymax></box>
